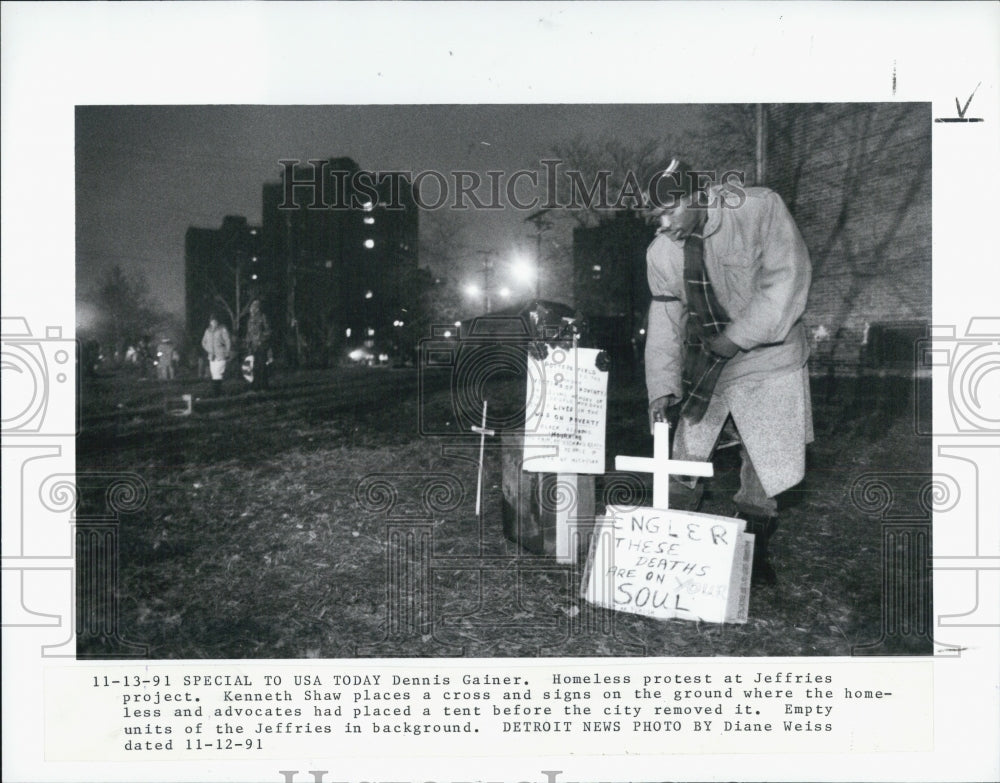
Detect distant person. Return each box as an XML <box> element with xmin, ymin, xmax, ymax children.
<box><xmin>641</xmin><ymin>158</ymin><xmax>813</xmax><ymax>585</ymax></box>
<box><xmin>201</xmin><ymin>313</ymin><xmax>232</xmax><ymax>397</ymax></box>
<box><xmin>244</xmin><ymin>299</ymin><xmax>272</xmax><ymax>391</ymax></box>
<box><xmin>81</xmin><ymin>339</ymin><xmax>101</xmax><ymax>379</ymax></box>
<box><xmin>155</xmin><ymin>337</ymin><xmax>176</xmax><ymax>381</ymax></box>
<box><xmin>138</xmin><ymin>335</ymin><xmax>154</xmax><ymax>380</ymax></box>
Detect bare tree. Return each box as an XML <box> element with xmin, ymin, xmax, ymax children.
<box><xmin>83</xmin><ymin>264</ymin><xmax>171</xmax><ymax>359</ymax></box>
<box><xmin>765</xmin><ymin>103</ymin><xmax>930</xmax><ymax>376</ymax></box>
<box><xmin>542</xmin><ymin>106</ymin><xmax>759</xmax><ymax>230</ymax></box>
<box><xmin>418</xmin><ymin>209</ymin><xmax>474</xmax><ymax>322</ymax></box>
<box><xmin>545</xmin><ymin>133</ymin><xmax>669</xmax><ymax>228</ymax></box>
<box><xmin>207</xmin><ymin>252</ymin><xmax>254</xmax><ymax>338</ymax></box>
<box><xmin>690</xmin><ymin>104</ymin><xmax>758</xmax><ymax>182</ymax></box>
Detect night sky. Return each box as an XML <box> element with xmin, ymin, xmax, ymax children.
<box><xmin>75</xmin><ymin>104</ymin><xmax>705</xmax><ymax>322</ymax></box>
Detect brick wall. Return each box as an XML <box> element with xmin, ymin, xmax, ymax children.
<box><xmin>765</xmin><ymin>104</ymin><xmax>932</xmax><ymax>372</ymax></box>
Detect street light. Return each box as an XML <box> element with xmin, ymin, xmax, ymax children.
<box><xmin>511</xmin><ymin>255</ymin><xmax>535</xmax><ymax>287</ymax></box>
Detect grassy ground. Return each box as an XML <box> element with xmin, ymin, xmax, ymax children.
<box><xmin>76</xmin><ymin>367</ymin><xmax>933</xmax><ymax>659</ymax></box>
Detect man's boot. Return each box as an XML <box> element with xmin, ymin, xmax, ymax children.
<box><xmin>740</xmin><ymin>513</ymin><xmax>779</xmax><ymax>586</ymax></box>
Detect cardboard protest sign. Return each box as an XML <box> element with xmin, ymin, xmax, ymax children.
<box><xmin>583</xmin><ymin>505</ymin><xmax>753</xmax><ymax>624</ymax></box>
<box><xmin>522</xmin><ymin>346</ymin><xmax>608</xmax><ymax>474</ymax></box>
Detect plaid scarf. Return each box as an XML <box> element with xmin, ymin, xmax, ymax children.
<box><xmin>679</xmin><ymin>231</ymin><xmax>731</xmax><ymax>423</ymax></box>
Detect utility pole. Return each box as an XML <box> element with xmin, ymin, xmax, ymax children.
<box><xmin>285</xmin><ymin>210</ymin><xmax>301</xmax><ymax>365</ymax></box>
<box><xmin>234</xmin><ymin>250</ymin><xmax>243</xmax><ymax>337</ymax></box>
<box><xmin>524</xmin><ymin>208</ymin><xmax>552</xmax><ymax>300</ymax></box>
<box><xmin>475</xmin><ymin>249</ymin><xmax>495</xmax><ymax>313</ymax></box>
<box><xmin>756</xmin><ymin>103</ymin><xmax>767</xmax><ymax>186</ymax></box>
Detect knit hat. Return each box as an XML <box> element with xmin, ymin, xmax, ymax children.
<box><xmin>641</xmin><ymin>157</ymin><xmax>701</xmax><ymax>210</ymax></box>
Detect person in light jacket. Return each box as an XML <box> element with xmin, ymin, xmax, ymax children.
<box><xmin>201</xmin><ymin>314</ymin><xmax>231</xmax><ymax>397</ymax></box>
<box><xmin>642</xmin><ymin>158</ymin><xmax>814</xmax><ymax>585</ymax></box>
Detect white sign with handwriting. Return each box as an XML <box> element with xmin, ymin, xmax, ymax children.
<box><xmin>583</xmin><ymin>505</ymin><xmax>753</xmax><ymax>624</ymax></box>
<box><xmin>522</xmin><ymin>346</ymin><xmax>608</xmax><ymax>474</ymax></box>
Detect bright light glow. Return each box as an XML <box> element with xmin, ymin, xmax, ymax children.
<box><xmin>363</xmin><ymin>238</ymin><xmax>375</xmax><ymax>249</ymax></box>
<box><xmin>463</xmin><ymin>283</ymin><xmax>481</xmax><ymax>297</ymax></box>
<box><xmin>367</xmin><ymin>328</ymin><xmax>375</xmax><ymax>337</ymax></box>
<box><xmin>363</xmin><ymin>216</ymin><xmax>375</xmax><ymax>225</ymax></box>
<box><xmin>345</xmin><ymin>328</ymin><xmax>352</xmax><ymax>337</ymax></box>
<box><xmin>378</xmin><ymin>353</ymin><xmax>389</xmax><ymax>363</ymax></box>
<box><xmin>362</xmin><ymin>200</ymin><xmax>374</xmax><ymax>212</ymax></box>
<box><xmin>251</xmin><ymin>274</ymin><xmax>258</xmax><ymax>280</ymax></box>
<box><xmin>454</xmin><ymin>321</ymin><xmax>461</xmax><ymax>327</ymax></box>
<box><xmin>348</xmin><ymin>348</ymin><xmax>371</xmax><ymax>362</ymax></box>
<box><xmin>511</xmin><ymin>256</ymin><xmax>535</xmax><ymax>283</ymax></box>
<box><xmin>592</xmin><ymin>264</ymin><xmax>602</xmax><ymax>272</ymax></box>
<box><xmin>364</xmin><ymin>290</ymin><xmax>373</xmax><ymax>299</ymax></box>
<box><xmin>443</xmin><ymin>330</ymin><xmax>453</xmax><ymax>338</ymax></box>
<box><xmin>76</xmin><ymin>301</ymin><xmax>99</xmax><ymax>331</ymax></box>
<box><xmin>639</xmin><ymin>328</ymin><xmax>646</xmax><ymax>336</ymax></box>
<box><xmin>498</xmin><ymin>286</ymin><xmax>511</xmax><ymax>298</ymax></box>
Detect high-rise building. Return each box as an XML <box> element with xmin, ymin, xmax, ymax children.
<box><xmin>572</xmin><ymin>210</ymin><xmax>652</xmax><ymax>372</ymax></box>
<box><xmin>261</xmin><ymin>157</ymin><xmax>419</xmax><ymax>366</ymax></box>
<box><xmin>184</xmin><ymin>215</ymin><xmax>264</xmax><ymax>342</ymax></box>
<box><xmin>184</xmin><ymin>157</ymin><xmax>420</xmax><ymax>368</ymax></box>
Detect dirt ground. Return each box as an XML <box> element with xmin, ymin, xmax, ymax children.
<box><xmin>76</xmin><ymin>366</ymin><xmax>933</xmax><ymax>659</ymax></box>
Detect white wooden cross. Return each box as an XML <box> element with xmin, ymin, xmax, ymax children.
<box><xmin>615</xmin><ymin>420</ymin><xmax>714</xmax><ymax>509</ymax></box>
<box><xmin>471</xmin><ymin>400</ymin><xmax>496</xmax><ymax>515</ymax></box>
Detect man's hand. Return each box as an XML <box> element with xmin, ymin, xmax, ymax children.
<box><xmin>648</xmin><ymin>394</ymin><xmax>679</xmax><ymax>434</ymax></box>
<box><xmin>704</xmin><ymin>332</ymin><xmax>741</xmax><ymax>358</ymax></box>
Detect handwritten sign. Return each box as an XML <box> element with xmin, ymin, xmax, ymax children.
<box><xmin>583</xmin><ymin>505</ymin><xmax>753</xmax><ymax>624</ymax></box>
<box><xmin>522</xmin><ymin>346</ymin><xmax>608</xmax><ymax>474</ymax></box>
